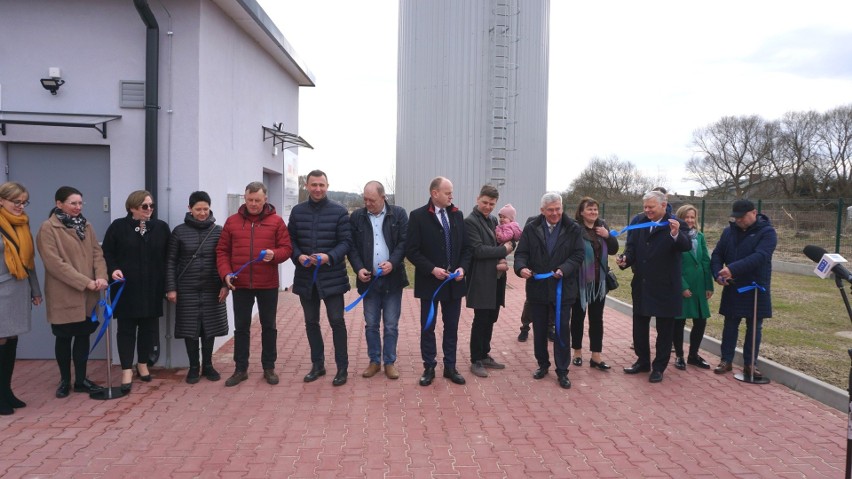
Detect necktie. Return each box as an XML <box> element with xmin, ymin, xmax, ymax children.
<box><xmin>440</xmin><ymin>208</ymin><xmax>452</xmax><ymax>267</ymax></box>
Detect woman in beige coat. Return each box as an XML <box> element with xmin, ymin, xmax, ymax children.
<box><xmin>36</xmin><ymin>186</ymin><xmax>108</xmax><ymax>398</ymax></box>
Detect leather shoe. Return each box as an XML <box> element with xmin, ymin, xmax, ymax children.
<box><xmin>73</xmin><ymin>378</ymin><xmax>104</xmax><ymax>393</ymax></box>
<box><xmin>443</xmin><ymin>368</ymin><xmax>466</xmax><ymax>385</ymax></box>
<box><xmin>743</xmin><ymin>365</ymin><xmax>763</xmax><ymax>379</ymax></box>
<box><xmin>714</xmin><ymin>361</ymin><xmax>733</xmax><ymax>375</ymax></box>
<box><xmin>419</xmin><ymin>367</ymin><xmax>435</xmax><ymax>386</ymax></box>
<box><xmin>362</xmin><ymin>362</ymin><xmax>381</xmax><ymax>378</ymax></box>
<box><xmin>202</xmin><ymin>364</ymin><xmax>221</xmax><ymax>381</ymax></box>
<box><xmin>687</xmin><ymin>355</ymin><xmax>711</xmax><ymax>369</ymax></box>
<box><xmin>533</xmin><ymin>367</ymin><xmax>548</xmax><ymax>379</ymax></box>
<box><xmin>304</xmin><ymin>364</ymin><xmax>326</xmax><ymax>383</ymax></box>
<box><xmin>674</xmin><ymin>357</ymin><xmax>686</xmax><ymax>370</ymax></box>
<box><xmin>263</xmin><ymin>369</ymin><xmax>279</xmax><ymax>385</ymax></box>
<box><xmin>470</xmin><ymin>361</ymin><xmax>488</xmax><ymax>378</ymax></box>
<box><xmin>56</xmin><ymin>380</ymin><xmax>70</xmax><ymax>398</ymax></box>
<box><xmin>225</xmin><ymin>370</ymin><xmax>248</xmax><ymax>387</ymax></box>
<box><xmin>120</xmin><ymin>383</ymin><xmax>132</xmax><ymax>394</ymax></box>
<box><xmin>649</xmin><ymin>370</ymin><xmax>664</xmax><ymax>383</ymax></box>
<box><xmin>572</xmin><ymin>357</ymin><xmax>582</xmax><ymax>367</ymax></box>
<box><xmin>384</xmin><ymin>364</ymin><xmax>400</xmax><ymax>380</ymax></box>
<box><xmin>517</xmin><ymin>330</ymin><xmax>528</xmax><ymax>342</ymax></box>
<box><xmin>135</xmin><ymin>365</ymin><xmax>152</xmax><ymax>382</ymax></box>
<box><xmin>186</xmin><ymin>367</ymin><xmax>201</xmax><ymax>384</ymax></box>
<box><xmin>332</xmin><ymin>370</ymin><xmax>348</xmax><ymax>386</ymax></box>
<box><xmin>557</xmin><ymin>372</ymin><xmax>571</xmax><ymax>389</ymax></box>
<box><xmin>589</xmin><ymin>359</ymin><xmax>611</xmax><ymax>370</ymax></box>
<box><xmin>623</xmin><ymin>362</ymin><xmax>651</xmax><ymax>374</ymax></box>
<box><xmin>481</xmin><ymin>355</ymin><xmax>505</xmax><ymax>369</ymax></box>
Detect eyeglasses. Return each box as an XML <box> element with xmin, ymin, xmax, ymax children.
<box><xmin>140</xmin><ymin>203</ymin><xmax>155</xmax><ymax>210</ymax></box>
<box><xmin>6</xmin><ymin>199</ymin><xmax>30</xmax><ymax>207</ymax></box>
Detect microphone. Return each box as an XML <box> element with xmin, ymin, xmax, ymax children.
<box><xmin>803</xmin><ymin>245</ymin><xmax>852</xmax><ymax>283</ymax></box>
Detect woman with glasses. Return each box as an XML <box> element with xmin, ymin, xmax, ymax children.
<box><xmin>0</xmin><ymin>183</ymin><xmax>42</xmax><ymax>414</ymax></box>
<box><xmin>102</xmin><ymin>190</ymin><xmax>169</xmax><ymax>392</ymax></box>
<box><xmin>165</xmin><ymin>191</ymin><xmax>228</xmax><ymax>384</ymax></box>
<box><xmin>37</xmin><ymin>186</ymin><xmax>107</xmax><ymax>398</ymax></box>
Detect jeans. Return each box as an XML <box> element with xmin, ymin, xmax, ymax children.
<box><xmin>420</xmin><ymin>298</ymin><xmax>461</xmax><ymax>369</ymax></box>
<box><xmin>470</xmin><ymin>308</ymin><xmax>500</xmax><ymax>363</ymax></box>
<box><xmin>300</xmin><ymin>289</ymin><xmax>349</xmax><ymax>370</ymax></box>
<box><xmin>232</xmin><ymin>288</ymin><xmax>279</xmax><ymax>371</ymax></box>
<box><xmin>632</xmin><ymin>315</ymin><xmax>674</xmax><ymax>372</ymax></box>
<box><xmin>362</xmin><ymin>288</ymin><xmax>402</xmax><ymax>365</ymax></box>
<box><xmin>721</xmin><ymin>316</ymin><xmax>763</xmax><ymax>365</ymax></box>
<box><xmin>529</xmin><ymin>302</ymin><xmax>571</xmax><ymax>372</ymax></box>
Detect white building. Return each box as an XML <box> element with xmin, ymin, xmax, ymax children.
<box><xmin>0</xmin><ymin>0</ymin><xmax>314</xmax><ymax>365</ymax></box>
<box><xmin>396</xmin><ymin>0</ymin><xmax>549</xmax><ymax>219</ymax></box>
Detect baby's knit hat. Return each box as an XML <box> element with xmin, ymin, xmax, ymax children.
<box><xmin>498</xmin><ymin>204</ymin><xmax>516</xmax><ymax>222</ymax></box>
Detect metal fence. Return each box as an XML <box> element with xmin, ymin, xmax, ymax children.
<box><xmin>597</xmin><ymin>198</ymin><xmax>852</xmax><ymax>264</ymax></box>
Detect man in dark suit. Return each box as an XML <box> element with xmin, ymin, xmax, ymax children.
<box><xmin>514</xmin><ymin>192</ymin><xmax>585</xmax><ymax>389</ymax></box>
<box><xmin>406</xmin><ymin>176</ymin><xmax>471</xmax><ymax>386</ymax></box>
<box><xmin>616</xmin><ymin>190</ymin><xmax>691</xmax><ymax>383</ymax></box>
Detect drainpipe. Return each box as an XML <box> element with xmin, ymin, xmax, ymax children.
<box><xmin>133</xmin><ymin>0</ymin><xmax>159</xmax><ymax>210</ymax></box>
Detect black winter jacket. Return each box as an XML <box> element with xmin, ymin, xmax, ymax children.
<box><xmin>513</xmin><ymin>213</ymin><xmax>585</xmax><ymax>305</ymax></box>
<box><xmin>348</xmin><ymin>204</ymin><xmax>409</xmax><ymax>294</ymax></box>
<box><xmin>288</xmin><ymin>197</ymin><xmax>352</xmax><ymax>298</ymax></box>
<box><xmin>166</xmin><ymin>213</ymin><xmax>228</xmax><ymax>339</ymax></box>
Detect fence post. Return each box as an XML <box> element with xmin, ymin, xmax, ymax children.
<box><xmin>836</xmin><ymin>198</ymin><xmax>844</xmax><ymax>254</ymax></box>
<box><xmin>626</xmin><ymin>203</ymin><xmax>631</xmax><ymax>224</ymax></box>
<box><xmin>601</xmin><ymin>202</ymin><xmax>606</xmax><ymax>221</ymax></box>
<box><xmin>700</xmin><ymin>198</ymin><xmax>706</xmax><ymax>232</ymax></box>
<box><xmin>757</xmin><ymin>199</ymin><xmax>762</xmax><ymax>214</ymax></box>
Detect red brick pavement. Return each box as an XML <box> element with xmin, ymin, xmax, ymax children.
<box><xmin>0</xmin><ymin>273</ymin><xmax>845</xmax><ymax>478</ymax></box>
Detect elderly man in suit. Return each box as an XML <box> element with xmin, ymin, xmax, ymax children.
<box><xmin>406</xmin><ymin>176</ymin><xmax>471</xmax><ymax>386</ymax></box>
<box><xmin>616</xmin><ymin>190</ymin><xmax>691</xmax><ymax>383</ymax></box>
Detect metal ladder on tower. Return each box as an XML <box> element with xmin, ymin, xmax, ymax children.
<box><xmin>489</xmin><ymin>0</ymin><xmax>518</xmax><ymax>187</ymax></box>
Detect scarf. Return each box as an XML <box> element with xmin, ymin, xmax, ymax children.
<box><xmin>687</xmin><ymin>228</ymin><xmax>698</xmax><ymax>257</ymax></box>
<box><xmin>0</xmin><ymin>207</ymin><xmax>35</xmax><ymax>279</ymax></box>
<box><xmin>53</xmin><ymin>207</ymin><xmax>88</xmax><ymax>240</ymax></box>
<box><xmin>577</xmin><ymin>226</ymin><xmax>608</xmax><ymax>310</ymax></box>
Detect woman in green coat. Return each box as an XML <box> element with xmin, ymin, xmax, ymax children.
<box><xmin>673</xmin><ymin>204</ymin><xmax>714</xmax><ymax>370</ymax></box>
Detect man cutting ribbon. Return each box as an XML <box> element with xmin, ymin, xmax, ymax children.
<box><xmin>514</xmin><ymin>191</ymin><xmax>584</xmax><ymax>390</ymax></box>
<box><xmin>406</xmin><ymin>176</ymin><xmax>471</xmax><ymax>387</ymax></box>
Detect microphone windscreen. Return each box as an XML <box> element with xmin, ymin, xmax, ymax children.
<box><xmin>803</xmin><ymin>244</ymin><xmax>828</xmax><ymax>263</ymax></box>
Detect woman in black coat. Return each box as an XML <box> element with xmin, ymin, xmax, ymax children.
<box><xmin>102</xmin><ymin>190</ymin><xmax>169</xmax><ymax>392</ymax></box>
<box><xmin>166</xmin><ymin>191</ymin><xmax>228</xmax><ymax>383</ymax></box>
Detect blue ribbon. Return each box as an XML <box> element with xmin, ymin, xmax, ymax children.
<box><xmin>737</xmin><ymin>281</ymin><xmax>766</xmax><ymax>294</ymax></box>
<box><xmin>609</xmin><ymin>220</ymin><xmax>669</xmax><ymax>237</ymax></box>
<box><xmin>302</xmin><ymin>255</ymin><xmax>323</xmax><ymax>286</ymax></box>
<box><xmin>89</xmin><ymin>279</ymin><xmax>126</xmax><ymax>354</ymax></box>
<box><xmin>229</xmin><ymin>250</ymin><xmax>268</xmax><ymax>279</ymax></box>
<box><xmin>532</xmin><ymin>272</ymin><xmax>565</xmax><ymax>347</ymax></box>
<box><xmin>423</xmin><ymin>271</ymin><xmax>461</xmax><ymax>331</ymax></box>
<box><xmin>345</xmin><ymin>268</ymin><xmax>383</xmax><ymax>312</ymax></box>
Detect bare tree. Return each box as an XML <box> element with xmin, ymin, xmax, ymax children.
<box><xmin>567</xmin><ymin>155</ymin><xmax>656</xmax><ymax>201</ymax></box>
<box><xmin>767</xmin><ymin>111</ymin><xmax>821</xmax><ymax>198</ymax></box>
<box><xmin>686</xmin><ymin>115</ymin><xmax>772</xmax><ymax>198</ymax></box>
<box><xmin>816</xmin><ymin>104</ymin><xmax>852</xmax><ymax>197</ymax></box>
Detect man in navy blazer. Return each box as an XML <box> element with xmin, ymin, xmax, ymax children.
<box><xmin>406</xmin><ymin>177</ymin><xmax>471</xmax><ymax>386</ymax></box>
<box><xmin>616</xmin><ymin>190</ymin><xmax>691</xmax><ymax>383</ymax></box>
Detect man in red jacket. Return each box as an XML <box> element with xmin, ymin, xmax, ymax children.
<box><xmin>216</xmin><ymin>182</ymin><xmax>292</xmax><ymax>387</ymax></box>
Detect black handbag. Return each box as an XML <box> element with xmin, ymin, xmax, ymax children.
<box><xmin>605</xmin><ymin>268</ymin><xmax>619</xmax><ymax>291</ymax></box>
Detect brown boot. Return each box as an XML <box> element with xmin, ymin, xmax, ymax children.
<box><xmin>714</xmin><ymin>361</ymin><xmax>732</xmax><ymax>374</ymax></box>
<box><xmin>743</xmin><ymin>365</ymin><xmax>763</xmax><ymax>379</ymax></box>
<box><xmin>362</xmin><ymin>362</ymin><xmax>381</xmax><ymax>378</ymax></box>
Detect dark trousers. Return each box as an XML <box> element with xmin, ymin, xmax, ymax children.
<box><xmin>520</xmin><ymin>299</ymin><xmax>555</xmax><ymax>334</ymax></box>
<box><xmin>420</xmin><ymin>298</ymin><xmax>461</xmax><ymax>369</ymax></box>
<box><xmin>185</xmin><ymin>337</ymin><xmax>215</xmax><ymax>368</ymax></box>
<box><xmin>529</xmin><ymin>302</ymin><xmax>571</xmax><ymax>372</ymax></box>
<box><xmin>470</xmin><ymin>308</ymin><xmax>500</xmax><ymax>363</ymax></box>
<box><xmin>672</xmin><ymin>317</ymin><xmax>707</xmax><ymax>358</ymax></box>
<box><xmin>633</xmin><ymin>315</ymin><xmax>674</xmax><ymax>372</ymax></box>
<box><xmin>232</xmin><ymin>288</ymin><xmax>279</xmax><ymax>371</ymax></box>
<box><xmin>570</xmin><ymin>298</ymin><xmax>605</xmax><ymax>352</ymax></box>
<box><xmin>116</xmin><ymin>316</ymin><xmax>158</xmax><ymax>370</ymax></box>
<box><xmin>300</xmin><ymin>289</ymin><xmax>348</xmax><ymax>370</ymax></box>
<box><xmin>55</xmin><ymin>335</ymin><xmax>90</xmax><ymax>384</ymax></box>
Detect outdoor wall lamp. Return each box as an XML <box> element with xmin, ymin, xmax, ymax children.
<box><xmin>40</xmin><ymin>78</ymin><xmax>65</xmax><ymax>95</ymax></box>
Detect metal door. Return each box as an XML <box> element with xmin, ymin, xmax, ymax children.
<box><xmin>8</xmin><ymin>143</ymin><xmax>111</xmax><ymax>359</ymax></box>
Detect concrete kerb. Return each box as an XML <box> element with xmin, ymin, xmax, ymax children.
<box><xmin>605</xmin><ymin>295</ymin><xmax>849</xmax><ymax>412</ymax></box>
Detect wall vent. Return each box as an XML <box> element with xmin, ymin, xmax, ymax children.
<box><xmin>119</xmin><ymin>81</ymin><xmax>145</xmax><ymax>108</ymax></box>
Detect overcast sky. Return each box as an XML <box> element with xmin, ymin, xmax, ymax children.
<box><xmin>258</xmin><ymin>0</ymin><xmax>852</xmax><ymax>195</ymax></box>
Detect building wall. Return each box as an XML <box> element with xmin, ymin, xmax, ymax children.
<box><xmin>396</xmin><ymin>0</ymin><xmax>549</xmax><ymax>219</ymax></box>
<box><xmin>0</xmin><ymin>0</ymin><xmax>306</xmax><ymax>363</ymax></box>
